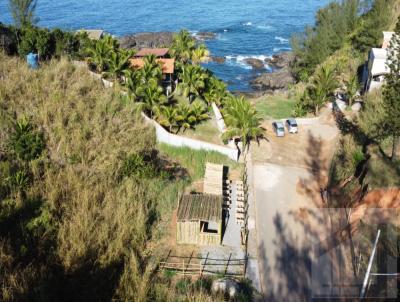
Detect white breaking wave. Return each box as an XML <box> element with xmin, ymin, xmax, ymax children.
<box><xmin>273</xmin><ymin>47</ymin><xmax>291</xmax><ymax>52</ymax></box>
<box><xmin>275</xmin><ymin>36</ymin><xmax>289</xmax><ymax>44</ymax></box>
<box><xmin>243</xmin><ymin>22</ymin><xmax>253</xmax><ymax>26</ymax></box>
<box><xmin>257</xmin><ymin>25</ymin><xmax>274</xmax><ymax>31</ymax></box>
<box><xmin>225</xmin><ymin>55</ymin><xmax>272</xmax><ymax>70</ymax></box>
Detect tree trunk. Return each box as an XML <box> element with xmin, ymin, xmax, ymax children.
<box><xmin>315</xmin><ymin>104</ymin><xmax>319</xmax><ymax>116</ymax></box>
<box><xmin>391</xmin><ymin>135</ymin><xmax>399</xmax><ymax>161</ymax></box>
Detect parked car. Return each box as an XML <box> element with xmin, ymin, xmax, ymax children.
<box><xmin>286</xmin><ymin>118</ymin><xmax>298</xmax><ymax>134</ymax></box>
<box><xmin>272</xmin><ymin>121</ymin><xmax>285</xmax><ymax>137</ymax></box>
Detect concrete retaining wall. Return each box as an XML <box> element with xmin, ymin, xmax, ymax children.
<box><xmin>211</xmin><ymin>102</ymin><xmax>227</xmax><ymax>133</ymax></box>
<box><xmin>141</xmin><ymin>113</ymin><xmax>239</xmax><ymax>161</ymax></box>
<box><xmin>73</xmin><ymin>60</ymin><xmax>238</xmax><ymax>161</ymax></box>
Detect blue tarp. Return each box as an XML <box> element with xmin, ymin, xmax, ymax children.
<box><xmin>27</xmin><ymin>53</ymin><xmax>39</xmax><ymax>69</ymax></box>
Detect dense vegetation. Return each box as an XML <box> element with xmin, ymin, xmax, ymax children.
<box><xmin>291</xmin><ymin>0</ymin><xmax>398</xmax><ymax>80</ymax></box>
<box><xmin>290</xmin><ymin>0</ymin><xmax>400</xmax><ymax>117</ymax></box>
<box><xmin>0</xmin><ymin>53</ymin><xmax>255</xmax><ymax>302</ymax></box>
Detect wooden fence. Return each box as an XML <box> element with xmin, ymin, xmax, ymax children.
<box><xmin>159</xmin><ymin>251</ymin><xmax>247</xmax><ymax>277</ymax></box>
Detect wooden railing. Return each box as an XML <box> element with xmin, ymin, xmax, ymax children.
<box><xmin>159</xmin><ymin>251</ymin><xmax>246</xmax><ymax>277</ymax></box>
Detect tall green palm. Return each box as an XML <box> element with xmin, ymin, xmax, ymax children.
<box><xmin>139</xmin><ymin>54</ymin><xmax>163</xmax><ymax>84</ymax></box>
<box><xmin>345</xmin><ymin>74</ymin><xmax>360</xmax><ymax>107</ymax></box>
<box><xmin>204</xmin><ymin>76</ymin><xmax>228</xmax><ymax>107</ymax></box>
<box><xmin>170</xmin><ymin>30</ymin><xmax>196</xmax><ymax>64</ymax></box>
<box><xmin>191</xmin><ymin>44</ymin><xmax>210</xmax><ymax>65</ymax></box>
<box><xmin>304</xmin><ymin>83</ymin><xmax>327</xmax><ymax>116</ymax></box>
<box><xmin>86</xmin><ymin>40</ymin><xmax>112</xmax><ymax>72</ymax></box>
<box><xmin>313</xmin><ymin>65</ymin><xmax>338</xmax><ymax>96</ymax></box>
<box><xmin>190</xmin><ymin>100</ymin><xmax>209</xmax><ymax>124</ymax></box>
<box><xmin>136</xmin><ymin>80</ymin><xmax>167</xmax><ymax>118</ymax></box>
<box><xmin>178</xmin><ymin>65</ymin><xmax>208</xmax><ymax>102</ymax></box>
<box><xmin>222</xmin><ymin>96</ymin><xmax>263</xmax><ymax>149</ymax></box>
<box><xmin>157</xmin><ymin>106</ymin><xmax>180</xmax><ymax>133</ymax></box>
<box><xmin>104</xmin><ymin>50</ymin><xmax>133</xmax><ymax>82</ymax></box>
<box><xmin>176</xmin><ymin>103</ymin><xmax>194</xmax><ymax>131</ymax></box>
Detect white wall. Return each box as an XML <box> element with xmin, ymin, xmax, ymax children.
<box><xmin>141</xmin><ymin>113</ymin><xmax>239</xmax><ymax>161</ymax></box>
<box><xmin>74</xmin><ymin>61</ymin><xmax>239</xmax><ymax>161</ymax></box>
<box><xmin>211</xmin><ymin>102</ymin><xmax>227</xmax><ymax>133</ymax></box>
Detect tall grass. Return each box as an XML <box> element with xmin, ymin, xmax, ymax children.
<box><xmin>158</xmin><ymin>143</ymin><xmax>240</xmax><ymax>180</ymax></box>
<box><xmin>0</xmin><ymin>53</ymin><xmax>233</xmax><ymax>301</ymax></box>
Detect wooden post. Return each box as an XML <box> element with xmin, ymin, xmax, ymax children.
<box><xmin>186</xmin><ymin>251</ymin><xmax>193</xmax><ymax>274</ymax></box>
<box><xmin>201</xmin><ymin>252</ymin><xmax>209</xmax><ymax>276</ymax></box>
<box><xmin>225</xmin><ymin>253</ymin><xmax>232</xmax><ymax>276</ymax></box>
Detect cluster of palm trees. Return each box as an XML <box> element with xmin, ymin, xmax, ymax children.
<box><xmin>86</xmin><ymin>35</ymin><xmax>134</xmax><ymax>79</ymax></box>
<box><xmin>85</xmin><ymin>31</ymin><xmax>263</xmax><ymax>148</ymax></box>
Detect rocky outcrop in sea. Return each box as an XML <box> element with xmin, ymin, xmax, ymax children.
<box><xmin>118</xmin><ymin>32</ymin><xmax>174</xmax><ymax>49</ymax></box>
<box><xmin>251</xmin><ymin>52</ymin><xmax>295</xmax><ymax>93</ymax></box>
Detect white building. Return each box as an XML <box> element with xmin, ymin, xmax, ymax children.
<box><xmin>362</xmin><ymin>31</ymin><xmax>395</xmax><ymax>93</ymax></box>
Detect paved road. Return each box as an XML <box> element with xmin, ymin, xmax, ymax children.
<box><xmin>250</xmin><ymin>114</ymin><xmax>341</xmax><ymax>301</ymax></box>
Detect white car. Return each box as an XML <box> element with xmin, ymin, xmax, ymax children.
<box><xmin>286</xmin><ymin>118</ymin><xmax>298</xmax><ymax>134</ymax></box>
<box><xmin>272</xmin><ymin>121</ymin><xmax>285</xmax><ymax>137</ymax></box>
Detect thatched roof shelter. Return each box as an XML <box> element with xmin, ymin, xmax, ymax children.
<box><xmin>177</xmin><ymin>194</ymin><xmax>222</xmax><ymax>223</ymax></box>
<box><xmin>177</xmin><ymin>194</ymin><xmax>223</xmax><ymax>246</ymax></box>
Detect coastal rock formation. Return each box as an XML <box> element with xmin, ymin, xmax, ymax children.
<box><xmin>264</xmin><ymin>52</ymin><xmax>294</xmax><ymax>69</ymax></box>
<box><xmin>244</xmin><ymin>58</ymin><xmax>265</xmax><ymax>69</ymax></box>
<box><xmin>195</xmin><ymin>32</ymin><xmax>217</xmax><ymax>40</ymax></box>
<box><xmin>118</xmin><ymin>32</ymin><xmax>174</xmax><ymax>49</ymax></box>
<box><xmin>251</xmin><ymin>67</ymin><xmax>295</xmax><ymax>91</ymax></box>
<box><xmin>211</xmin><ymin>56</ymin><xmax>226</xmax><ymax>64</ymax></box>
<box><xmin>250</xmin><ymin>52</ymin><xmax>295</xmax><ymax>93</ymax></box>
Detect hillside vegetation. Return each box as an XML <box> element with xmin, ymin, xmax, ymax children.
<box><xmin>0</xmin><ymin>53</ymin><xmax>242</xmax><ymax>301</ymax></box>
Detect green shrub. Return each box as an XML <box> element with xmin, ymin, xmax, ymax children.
<box><xmin>9</xmin><ymin>118</ymin><xmax>45</xmax><ymax>161</ymax></box>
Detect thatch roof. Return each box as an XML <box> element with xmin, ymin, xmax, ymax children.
<box><xmin>177</xmin><ymin>194</ymin><xmax>222</xmax><ymax>223</ymax></box>
<box><xmin>129</xmin><ymin>58</ymin><xmax>175</xmax><ymax>74</ymax></box>
<box><xmin>135</xmin><ymin>48</ymin><xmax>169</xmax><ymax>57</ymax></box>
<box><xmin>203</xmin><ymin>163</ymin><xmax>223</xmax><ymax>196</ymax></box>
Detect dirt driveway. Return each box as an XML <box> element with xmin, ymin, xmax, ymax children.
<box><xmin>249</xmin><ymin>111</ymin><xmax>342</xmax><ymax>301</ymax></box>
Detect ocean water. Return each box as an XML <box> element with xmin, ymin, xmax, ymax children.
<box><xmin>0</xmin><ymin>0</ymin><xmax>329</xmax><ymax>91</ymax></box>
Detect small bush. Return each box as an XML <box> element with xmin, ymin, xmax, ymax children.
<box><xmin>9</xmin><ymin>119</ymin><xmax>45</xmax><ymax>162</ymax></box>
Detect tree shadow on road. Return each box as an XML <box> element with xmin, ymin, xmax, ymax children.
<box><xmin>258</xmin><ymin>213</ymin><xmax>339</xmax><ymax>302</ymax></box>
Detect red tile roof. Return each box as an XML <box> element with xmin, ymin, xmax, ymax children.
<box><xmin>135</xmin><ymin>48</ymin><xmax>169</xmax><ymax>57</ymax></box>
<box><xmin>129</xmin><ymin>58</ymin><xmax>175</xmax><ymax>74</ymax></box>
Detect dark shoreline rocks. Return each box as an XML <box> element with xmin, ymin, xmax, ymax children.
<box><xmin>195</xmin><ymin>32</ymin><xmax>217</xmax><ymax>40</ymax></box>
<box><xmin>118</xmin><ymin>32</ymin><xmax>174</xmax><ymax>49</ymax></box>
<box><xmin>118</xmin><ymin>31</ymin><xmax>218</xmax><ymax>49</ymax></box>
<box><xmin>244</xmin><ymin>58</ymin><xmax>265</xmax><ymax>69</ymax></box>
<box><xmin>264</xmin><ymin>52</ymin><xmax>294</xmax><ymax>69</ymax></box>
<box><xmin>211</xmin><ymin>56</ymin><xmax>226</xmax><ymax>64</ymax></box>
<box><xmin>251</xmin><ymin>52</ymin><xmax>295</xmax><ymax>94</ymax></box>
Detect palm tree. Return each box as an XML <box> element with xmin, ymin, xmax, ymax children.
<box><xmin>157</xmin><ymin>106</ymin><xmax>180</xmax><ymax>133</ymax></box>
<box><xmin>204</xmin><ymin>76</ymin><xmax>228</xmax><ymax>107</ymax></box>
<box><xmin>190</xmin><ymin>100</ymin><xmax>209</xmax><ymax>124</ymax></box>
<box><xmin>345</xmin><ymin>74</ymin><xmax>360</xmax><ymax>107</ymax></box>
<box><xmin>313</xmin><ymin>65</ymin><xmax>338</xmax><ymax>97</ymax></box>
<box><xmin>304</xmin><ymin>83</ymin><xmax>327</xmax><ymax>116</ymax></box>
<box><xmin>170</xmin><ymin>30</ymin><xmax>196</xmax><ymax>64</ymax></box>
<box><xmin>86</xmin><ymin>39</ymin><xmax>112</xmax><ymax>73</ymax></box>
<box><xmin>9</xmin><ymin>0</ymin><xmax>38</xmax><ymax>28</ymax></box>
<box><xmin>104</xmin><ymin>50</ymin><xmax>133</xmax><ymax>82</ymax></box>
<box><xmin>178</xmin><ymin>65</ymin><xmax>208</xmax><ymax>102</ymax></box>
<box><xmin>191</xmin><ymin>44</ymin><xmax>210</xmax><ymax>65</ymax></box>
<box><xmin>136</xmin><ymin>80</ymin><xmax>167</xmax><ymax>118</ymax></box>
<box><xmin>139</xmin><ymin>54</ymin><xmax>163</xmax><ymax>84</ymax></box>
<box><xmin>222</xmin><ymin>96</ymin><xmax>263</xmax><ymax>149</ymax></box>
<box><xmin>176</xmin><ymin>104</ymin><xmax>194</xmax><ymax>131</ymax></box>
